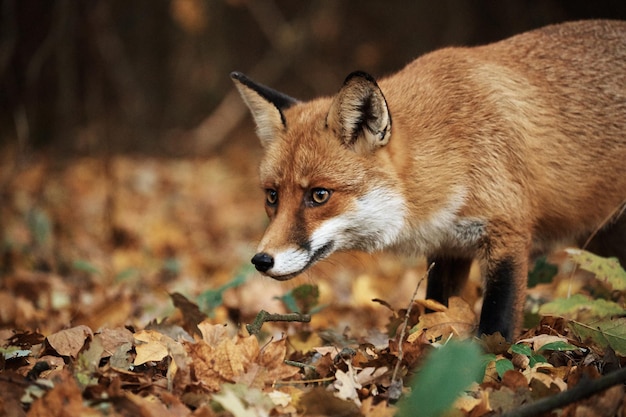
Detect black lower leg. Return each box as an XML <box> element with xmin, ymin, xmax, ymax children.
<box><xmin>426</xmin><ymin>256</ymin><xmax>473</xmax><ymax>306</ymax></box>
<box><xmin>478</xmin><ymin>257</ymin><xmax>519</xmax><ymax>340</ymax></box>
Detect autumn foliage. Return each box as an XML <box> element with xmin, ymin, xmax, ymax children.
<box><xmin>1</xmin><ymin>149</ymin><xmax>626</xmax><ymax>416</ymax></box>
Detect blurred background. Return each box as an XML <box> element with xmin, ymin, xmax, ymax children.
<box><xmin>1</xmin><ymin>0</ymin><xmax>625</xmax><ymax>332</ymax></box>
<box><xmin>2</xmin><ymin>0</ymin><xmax>626</xmax><ymax>155</ymax></box>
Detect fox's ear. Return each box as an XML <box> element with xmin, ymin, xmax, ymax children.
<box><xmin>230</xmin><ymin>72</ymin><xmax>298</xmax><ymax>147</ymax></box>
<box><xmin>327</xmin><ymin>71</ymin><xmax>391</xmax><ymax>153</ymax></box>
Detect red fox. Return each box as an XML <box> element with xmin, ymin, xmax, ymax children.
<box><xmin>232</xmin><ymin>20</ymin><xmax>626</xmax><ymax>341</ymax></box>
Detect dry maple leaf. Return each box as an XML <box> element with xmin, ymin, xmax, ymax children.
<box><xmin>186</xmin><ymin>334</ymin><xmax>260</xmax><ymax>391</ymax></box>
<box><xmin>258</xmin><ymin>338</ymin><xmax>300</xmax><ymax>381</ymax></box>
<box><xmin>133</xmin><ymin>329</ymin><xmax>175</xmax><ymax>365</ymax></box>
<box><xmin>410</xmin><ymin>296</ymin><xmax>477</xmax><ymax>342</ymax></box>
<box><xmin>198</xmin><ymin>321</ymin><xmax>229</xmax><ymax>346</ymax></box>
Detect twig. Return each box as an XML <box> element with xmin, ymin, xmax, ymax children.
<box><xmin>499</xmin><ymin>366</ymin><xmax>626</xmax><ymax>417</ymax></box>
<box><xmin>246</xmin><ymin>310</ymin><xmax>311</xmax><ymax>335</ymax></box>
<box><xmin>388</xmin><ymin>262</ymin><xmax>433</xmax><ymax>400</ymax></box>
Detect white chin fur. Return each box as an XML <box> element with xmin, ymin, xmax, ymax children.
<box><xmin>264</xmin><ymin>247</ymin><xmax>312</xmax><ymax>279</ymax></box>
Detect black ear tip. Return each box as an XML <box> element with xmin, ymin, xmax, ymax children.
<box><xmin>344</xmin><ymin>70</ymin><xmax>377</xmax><ymax>85</ymax></box>
<box><xmin>230</xmin><ymin>71</ymin><xmax>244</xmax><ymax>81</ymax></box>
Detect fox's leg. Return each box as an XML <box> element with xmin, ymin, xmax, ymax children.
<box><xmin>426</xmin><ymin>256</ymin><xmax>473</xmax><ymax>306</ymax></box>
<box><xmin>478</xmin><ymin>234</ymin><xmax>529</xmax><ymax>341</ymax></box>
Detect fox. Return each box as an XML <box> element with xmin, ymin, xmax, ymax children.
<box><xmin>231</xmin><ymin>20</ymin><xmax>626</xmax><ymax>341</ymax></box>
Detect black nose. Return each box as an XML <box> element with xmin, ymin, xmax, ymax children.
<box><xmin>251</xmin><ymin>252</ymin><xmax>274</xmax><ymax>272</ymax></box>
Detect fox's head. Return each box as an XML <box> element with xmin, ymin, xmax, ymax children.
<box><xmin>232</xmin><ymin>71</ymin><xmax>407</xmax><ymax>280</ymax></box>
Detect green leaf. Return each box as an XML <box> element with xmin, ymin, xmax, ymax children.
<box><xmin>276</xmin><ymin>284</ymin><xmax>320</xmax><ymax>314</ymax></box>
<box><xmin>27</xmin><ymin>208</ymin><xmax>51</xmax><ymax>246</ymax></box>
<box><xmin>538</xmin><ymin>293</ymin><xmax>624</xmax><ymax>319</ymax></box>
<box><xmin>495</xmin><ymin>358</ymin><xmax>514</xmax><ymax>378</ymax></box>
<box><xmin>528</xmin><ymin>256</ymin><xmax>558</xmax><ymax>287</ymax></box>
<box><xmin>397</xmin><ymin>340</ymin><xmax>484</xmax><ymax>417</ymax></box>
<box><xmin>569</xmin><ymin>317</ymin><xmax>626</xmax><ymax>356</ymax></box>
<box><xmin>510</xmin><ymin>343</ymin><xmax>532</xmax><ymax>357</ymax></box>
<box><xmin>115</xmin><ymin>268</ymin><xmax>140</xmax><ymax>282</ymax></box>
<box><xmin>538</xmin><ymin>341</ymin><xmax>578</xmax><ymax>352</ymax></box>
<box><xmin>197</xmin><ymin>265</ymin><xmax>249</xmax><ymax>316</ymax></box>
<box><xmin>566</xmin><ymin>248</ymin><xmax>626</xmax><ymax>291</ymax></box>
<box><xmin>529</xmin><ymin>353</ymin><xmax>548</xmax><ymax>367</ymax></box>
<box><xmin>72</xmin><ymin>259</ymin><xmax>102</xmax><ymax>276</ymax></box>
<box><xmin>163</xmin><ymin>257</ymin><xmax>181</xmax><ymax>274</ymax></box>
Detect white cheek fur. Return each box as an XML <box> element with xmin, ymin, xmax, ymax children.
<box><xmin>314</xmin><ymin>187</ymin><xmax>407</xmax><ymax>252</ymax></box>
<box><xmin>264</xmin><ymin>187</ymin><xmax>408</xmax><ymax>277</ymax></box>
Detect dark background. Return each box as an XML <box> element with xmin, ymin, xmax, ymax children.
<box><xmin>1</xmin><ymin>0</ymin><xmax>626</xmax><ymax>157</ymax></box>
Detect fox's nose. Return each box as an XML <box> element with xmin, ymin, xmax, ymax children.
<box><xmin>251</xmin><ymin>252</ymin><xmax>274</xmax><ymax>272</ymax></box>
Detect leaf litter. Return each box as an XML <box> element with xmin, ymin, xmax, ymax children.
<box><xmin>1</xmin><ymin>149</ymin><xmax>626</xmax><ymax>416</ymax></box>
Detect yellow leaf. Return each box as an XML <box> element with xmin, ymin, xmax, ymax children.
<box><xmin>133</xmin><ymin>330</ymin><xmax>173</xmax><ymax>365</ymax></box>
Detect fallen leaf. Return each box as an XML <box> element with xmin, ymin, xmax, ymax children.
<box><xmin>565</xmin><ymin>248</ymin><xmax>626</xmax><ymax>291</ymax></box>
<box><xmin>333</xmin><ymin>362</ymin><xmax>362</xmax><ymax>406</ymax></box>
<box><xmin>410</xmin><ymin>297</ymin><xmax>476</xmax><ymax>342</ymax></box>
<box><xmin>258</xmin><ymin>338</ymin><xmax>300</xmax><ymax>381</ymax></box>
<box><xmin>46</xmin><ymin>325</ymin><xmax>93</xmax><ymax>358</ymax></box>
<box><xmin>518</xmin><ymin>333</ymin><xmax>572</xmax><ymax>352</ymax></box>
<box><xmin>197</xmin><ymin>321</ymin><xmax>230</xmax><ymax>346</ymax></box>
<box><xmin>569</xmin><ymin>317</ymin><xmax>626</xmax><ymax>356</ymax></box>
<box><xmin>360</xmin><ymin>396</ymin><xmax>397</xmax><ymax>417</ymax></box>
<box><xmin>187</xmin><ymin>334</ymin><xmax>260</xmax><ymax>392</ymax></box>
<box><xmin>96</xmin><ymin>327</ymin><xmax>134</xmax><ymax>358</ymax></box>
<box><xmin>27</xmin><ymin>370</ymin><xmax>100</xmax><ymax>417</ymax></box>
<box><xmin>299</xmin><ymin>387</ymin><xmax>361</xmax><ymax>417</ymax></box>
<box><xmin>170</xmin><ymin>292</ymin><xmax>207</xmax><ymax>338</ymax></box>
<box><xmin>133</xmin><ymin>329</ymin><xmax>175</xmax><ymax>365</ymax></box>
<box><xmin>122</xmin><ymin>391</ymin><xmax>192</xmax><ymax>417</ymax></box>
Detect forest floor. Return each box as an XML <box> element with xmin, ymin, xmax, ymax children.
<box><xmin>1</xmin><ymin>138</ymin><xmax>625</xmax><ymax>417</ymax></box>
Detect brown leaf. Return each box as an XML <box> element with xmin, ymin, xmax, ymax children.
<box><xmin>198</xmin><ymin>321</ymin><xmax>229</xmax><ymax>346</ymax></box>
<box><xmin>258</xmin><ymin>338</ymin><xmax>300</xmax><ymax>381</ymax></box>
<box><xmin>123</xmin><ymin>391</ymin><xmax>192</xmax><ymax>417</ymax></box>
<box><xmin>299</xmin><ymin>387</ymin><xmax>361</xmax><ymax>417</ymax></box>
<box><xmin>213</xmin><ymin>337</ymin><xmax>247</xmax><ymax>379</ymax></box>
<box><xmin>186</xmin><ymin>341</ymin><xmax>223</xmax><ymax>391</ymax></box>
<box><xmin>562</xmin><ymin>385</ymin><xmax>624</xmax><ymax>417</ymax></box>
<box><xmin>360</xmin><ymin>396</ymin><xmax>396</xmax><ymax>417</ymax></box>
<box><xmin>187</xmin><ymin>335</ymin><xmax>259</xmax><ymax>391</ymax></box>
<box><xmin>46</xmin><ymin>325</ymin><xmax>93</xmax><ymax>357</ymax></box>
<box><xmin>170</xmin><ymin>292</ymin><xmax>207</xmax><ymax>338</ymax></box>
<box><xmin>0</xmin><ymin>372</ymin><xmax>27</xmax><ymax>417</ymax></box>
<box><xmin>410</xmin><ymin>296</ymin><xmax>477</xmax><ymax>342</ymax></box>
<box><xmin>81</xmin><ymin>293</ymin><xmax>134</xmax><ymax>331</ymax></box>
<box><xmin>27</xmin><ymin>370</ymin><xmax>100</xmax><ymax>417</ymax></box>
<box><xmin>501</xmin><ymin>369</ymin><xmax>528</xmax><ymax>390</ymax></box>
<box><xmin>96</xmin><ymin>327</ymin><xmax>134</xmax><ymax>358</ymax></box>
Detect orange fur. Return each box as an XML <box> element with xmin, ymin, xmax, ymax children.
<box><xmin>232</xmin><ymin>20</ymin><xmax>626</xmax><ymax>340</ymax></box>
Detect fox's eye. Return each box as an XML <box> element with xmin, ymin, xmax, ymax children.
<box><xmin>310</xmin><ymin>188</ymin><xmax>331</xmax><ymax>205</ymax></box>
<box><xmin>266</xmin><ymin>189</ymin><xmax>278</xmax><ymax>206</ymax></box>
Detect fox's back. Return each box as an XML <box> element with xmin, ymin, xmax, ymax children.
<box><xmin>379</xmin><ymin>20</ymin><xmax>626</xmax><ymax>242</ymax></box>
